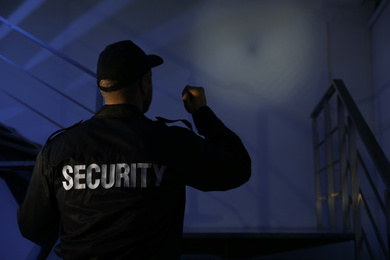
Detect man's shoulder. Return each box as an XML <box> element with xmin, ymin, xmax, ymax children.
<box><xmin>45</xmin><ymin>120</ymin><xmax>84</xmax><ymax>145</ymax></box>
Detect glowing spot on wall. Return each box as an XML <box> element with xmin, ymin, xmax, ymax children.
<box><xmin>190</xmin><ymin>1</ymin><xmax>322</xmax><ymax>105</ymax></box>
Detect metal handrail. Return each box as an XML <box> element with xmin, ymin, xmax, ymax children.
<box><xmin>311</xmin><ymin>79</ymin><xmax>390</xmax><ymax>259</ymax></box>
<box><xmin>360</xmin><ymin>188</ymin><xmax>388</xmax><ymax>255</ymax></box>
<box><xmin>0</xmin><ymin>15</ymin><xmax>101</xmax><ymax>260</ymax></box>
<box><xmin>0</xmin><ymin>16</ymin><xmax>102</xmax><ymax>116</ymax></box>
<box><xmin>0</xmin><ymin>54</ymin><xmax>94</xmax><ymax>114</ymax></box>
<box><xmin>0</xmin><ymin>16</ymin><xmax>95</xmax><ymax>78</ymax></box>
<box><xmin>311</xmin><ymin>79</ymin><xmax>390</xmax><ymax>189</ymax></box>
<box><xmin>358</xmin><ymin>152</ymin><xmax>387</xmax><ymax>214</ymax></box>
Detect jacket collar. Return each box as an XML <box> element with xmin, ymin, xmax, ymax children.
<box><xmin>93</xmin><ymin>104</ymin><xmax>144</xmax><ymax>118</ymax></box>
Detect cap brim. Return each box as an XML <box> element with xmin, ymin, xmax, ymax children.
<box><xmin>147</xmin><ymin>54</ymin><xmax>164</xmax><ymax>68</ymax></box>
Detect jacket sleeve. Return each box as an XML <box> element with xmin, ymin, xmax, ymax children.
<box><xmin>161</xmin><ymin>106</ymin><xmax>251</xmax><ymax>191</ymax></box>
<box><xmin>17</xmin><ymin>149</ymin><xmax>60</xmax><ymax>246</ymax></box>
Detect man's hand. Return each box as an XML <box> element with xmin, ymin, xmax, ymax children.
<box><xmin>182</xmin><ymin>85</ymin><xmax>207</xmax><ymax>114</ymax></box>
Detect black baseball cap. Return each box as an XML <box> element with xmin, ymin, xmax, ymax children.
<box><xmin>97</xmin><ymin>40</ymin><xmax>163</xmax><ymax>92</ymax></box>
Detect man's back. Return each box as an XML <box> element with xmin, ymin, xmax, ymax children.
<box><xmin>23</xmin><ymin>104</ymin><xmax>187</xmax><ymax>259</ymax></box>
<box><xmin>17</xmin><ymin>40</ymin><xmax>251</xmax><ymax>260</ymax></box>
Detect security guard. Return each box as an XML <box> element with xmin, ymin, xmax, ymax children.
<box><xmin>17</xmin><ymin>40</ymin><xmax>251</xmax><ymax>259</ymax></box>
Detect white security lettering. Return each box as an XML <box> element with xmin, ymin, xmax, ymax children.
<box><xmin>102</xmin><ymin>164</ymin><xmax>115</xmax><ymax>189</ymax></box>
<box><xmin>74</xmin><ymin>165</ymin><xmax>86</xmax><ymax>189</ymax></box>
<box><xmin>116</xmin><ymin>163</ymin><xmax>130</xmax><ymax>187</ymax></box>
<box><xmin>62</xmin><ymin>165</ymin><xmax>74</xmax><ymax>190</ymax></box>
<box><xmin>130</xmin><ymin>163</ymin><xmax>137</xmax><ymax>188</ymax></box>
<box><xmin>87</xmin><ymin>164</ymin><xmax>100</xmax><ymax>189</ymax></box>
<box><xmin>154</xmin><ymin>165</ymin><xmax>166</xmax><ymax>186</ymax></box>
<box><xmin>138</xmin><ymin>163</ymin><xmax>151</xmax><ymax>187</ymax></box>
<box><xmin>61</xmin><ymin>163</ymin><xmax>166</xmax><ymax>190</ymax></box>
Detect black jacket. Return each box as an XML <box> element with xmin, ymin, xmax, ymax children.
<box><xmin>17</xmin><ymin>104</ymin><xmax>251</xmax><ymax>260</ymax></box>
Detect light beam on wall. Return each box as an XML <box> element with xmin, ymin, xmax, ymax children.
<box><xmin>0</xmin><ymin>0</ymin><xmax>47</xmax><ymax>40</ymax></box>
<box><xmin>189</xmin><ymin>1</ymin><xmax>323</xmax><ymax>107</ymax></box>
<box><xmin>24</xmin><ymin>0</ymin><xmax>135</xmax><ymax>70</ymax></box>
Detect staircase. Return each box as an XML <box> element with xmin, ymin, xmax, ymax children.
<box><xmin>180</xmin><ymin>79</ymin><xmax>390</xmax><ymax>259</ymax></box>
<box><xmin>181</xmin><ymin>228</ymin><xmax>354</xmax><ymax>259</ymax></box>
<box><xmin>310</xmin><ymin>79</ymin><xmax>390</xmax><ymax>260</ymax></box>
<box><xmin>180</xmin><ymin>80</ymin><xmax>388</xmax><ymax>260</ymax></box>
<box><xmin>1</xmin><ymin>15</ymin><xmax>389</xmax><ymax>260</ymax></box>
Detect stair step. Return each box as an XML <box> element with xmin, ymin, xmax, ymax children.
<box><xmin>182</xmin><ymin>228</ymin><xmax>355</xmax><ymax>258</ymax></box>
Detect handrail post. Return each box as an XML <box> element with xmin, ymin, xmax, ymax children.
<box><xmin>324</xmin><ymin>102</ymin><xmax>336</xmax><ymax>230</ymax></box>
<box><xmin>338</xmin><ymin>97</ymin><xmax>351</xmax><ymax>232</ymax></box>
<box><xmin>334</xmin><ymin>79</ymin><xmax>390</xmax><ymax>189</ymax></box>
<box><xmin>348</xmin><ymin>117</ymin><xmax>363</xmax><ymax>258</ymax></box>
<box><xmin>312</xmin><ymin>79</ymin><xmax>390</xmax><ymax>258</ymax></box>
<box><xmin>312</xmin><ymin>117</ymin><xmax>323</xmax><ymax>229</ymax></box>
